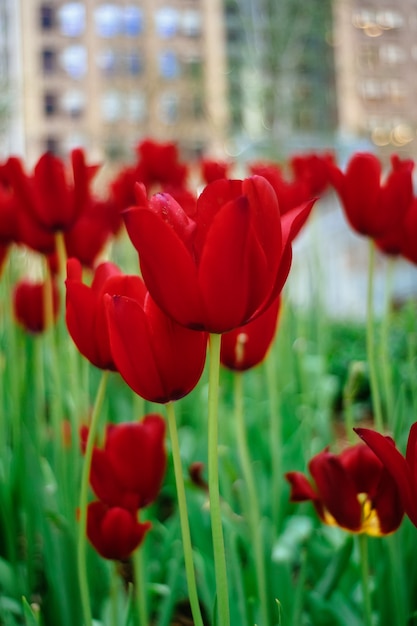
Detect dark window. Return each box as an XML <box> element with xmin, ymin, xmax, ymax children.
<box><xmin>45</xmin><ymin>136</ymin><xmax>60</xmax><ymax>154</ymax></box>
<box><xmin>44</xmin><ymin>92</ymin><xmax>58</xmax><ymax>116</ymax></box>
<box><xmin>40</xmin><ymin>4</ymin><xmax>55</xmax><ymax>30</ymax></box>
<box><xmin>42</xmin><ymin>48</ymin><xmax>56</xmax><ymax>73</ymax></box>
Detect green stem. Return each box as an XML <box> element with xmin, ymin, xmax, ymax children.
<box><xmin>358</xmin><ymin>534</ymin><xmax>373</xmax><ymax>626</ymax></box>
<box><xmin>265</xmin><ymin>348</ymin><xmax>281</xmax><ymax>529</ymax></box>
<box><xmin>379</xmin><ymin>257</ymin><xmax>395</xmax><ymax>428</ymax></box>
<box><xmin>77</xmin><ymin>370</ymin><xmax>109</xmax><ymax>626</ymax></box>
<box><xmin>366</xmin><ymin>240</ymin><xmax>383</xmax><ymax>432</ymax></box>
<box><xmin>166</xmin><ymin>401</ymin><xmax>204</xmax><ymax>626</ymax></box>
<box><xmin>133</xmin><ymin>540</ymin><xmax>148</xmax><ymax>626</ymax></box>
<box><xmin>207</xmin><ymin>333</ymin><xmax>230</xmax><ymax>626</ymax></box>
<box><xmin>234</xmin><ymin>372</ymin><xmax>269</xmax><ymax>626</ymax></box>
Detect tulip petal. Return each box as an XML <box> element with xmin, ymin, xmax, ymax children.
<box><xmin>285</xmin><ymin>471</ymin><xmax>318</xmax><ymax>502</ymax></box>
<box><xmin>124</xmin><ymin>207</ymin><xmax>204</xmax><ymax>328</ymax></box>
<box><xmin>309</xmin><ymin>451</ymin><xmax>362</xmax><ymax>531</ymax></box>
<box><xmin>355</xmin><ymin>427</ymin><xmax>417</xmax><ymax>525</ymax></box>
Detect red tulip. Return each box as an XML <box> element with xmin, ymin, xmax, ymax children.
<box><xmin>290</xmin><ymin>152</ymin><xmax>335</xmax><ymax>196</ymax></box>
<box><xmin>6</xmin><ymin>149</ymin><xmax>98</xmax><ymax>233</ymax></box>
<box><xmin>65</xmin><ymin>258</ymin><xmax>145</xmax><ymax>370</ymax></box>
<box><xmin>327</xmin><ymin>153</ymin><xmax>414</xmax><ymax>238</ymax></box>
<box><xmin>105</xmin><ymin>285</ymin><xmax>207</xmax><ymax>403</ymax></box>
<box><xmin>64</xmin><ymin>198</ymin><xmax>114</xmax><ymax>269</ymax></box>
<box><xmin>249</xmin><ymin>162</ymin><xmax>311</xmax><ymax>216</ymax></box>
<box><xmin>13</xmin><ymin>278</ymin><xmax>60</xmax><ymax>333</ymax></box>
<box><xmin>220</xmin><ymin>296</ymin><xmax>280</xmax><ymax>371</ymax></box>
<box><xmin>134</xmin><ymin>138</ymin><xmax>188</xmax><ymax>191</ymax></box>
<box><xmin>355</xmin><ymin>423</ymin><xmax>417</xmax><ymax>528</ymax></box>
<box><xmin>200</xmin><ymin>158</ymin><xmax>231</xmax><ymax>184</ymax></box>
<box><xmin>286</xmin><ymin>443</ymin><xmax>404</xmax><ymax>536</ymax></box>
<box><xmin>123</xmin><ymin>176</ymin><xmax>314</xmax><ymax>333</ymax></box>
<box><xmin>87</xmin><ymin>501</ymin><xmax>151</xmax><ymax>560</ymax></box>
<box><xmin>89</xmin><ymin>415</ymin><xmax>166</xmax><ymax>511</ymax></box>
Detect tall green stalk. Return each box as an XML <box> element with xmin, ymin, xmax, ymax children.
<box><xmin>379</xmin><ymin>257</ymin><xmax>395</xmax><ymax>428</ymax></box>
<box><xmin>77</xmin><ymin>370</ymin><xmax>109</xmax><ymax>626</ymax></box>
<box><xmin>366</xmin><ymin>240</ymin><xmax>383</xmax><ymax>432</ymax></box>
<box><xmin>234</xmin><ymin>372</ymin><xmax>270</xmax><ymax>626</ymax></box>
<box><xmin>265</xmin><ymin>346</ymin><xmax>281</xmax><ymax>529</ymax></box>
<box><xmin>132</xmin><ymin>540</ymin><xmax>148</xmax><ymax>626</ymax></box>
<box><xmin>165</xmin><ymin>401</ymin><xmax>204</xmax><ymax>626</ymax></box>
<box><xmin>358</xmin><ymin>533</ymin><xmax>373</xmax><ymax>626</ymax></box>
<box><xmin>207</xmin><ymin>333</ymin><xmax>230</xmax><ymax>626</ymax></box>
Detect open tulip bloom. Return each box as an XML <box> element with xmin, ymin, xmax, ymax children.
<box><xmin>356</xmin><ymin>423</ymin><xmax>417</xmax><ymax>528</ymax></box>
<box><xmin>286</xmin><ymin>443</ymin><xmax>404</xmax><ymax>536</ymax></box>
<box><xmin>123</xmin><ymin>176</ymin><xmax>314</xmax><ymax>334</ymax></box>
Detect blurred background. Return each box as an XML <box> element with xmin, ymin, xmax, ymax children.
<box><xmin>1</xmin><ymin>0</ymin><xmax>417</xmax><ymax>166</ymax></box>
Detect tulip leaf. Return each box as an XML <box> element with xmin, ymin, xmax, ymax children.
<box><xmin>314</xmin><ymin>535</ymin><xmax>354</xmax><ymax>599</ymax></box>
<box><xmin>21</xmin><ymin>598</ymin><xmax>41</xmax><ymax>625</ymax></box>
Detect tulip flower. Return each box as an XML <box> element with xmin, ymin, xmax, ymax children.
<box><xmin>105</xmin><ymin>285</ymin><xmax>207</xmax><ymax>403</ymax></box>
<box><xmin>355</xmin><ymin>423</ymin><xmax>417</xmax><ymax>528</ymax></box>
<box><xmin>86</xmin><ymin>501</ymin><xmax>151</xmax><ymax>561</ymax></box>
<box><xmin>249</xmin><ymin>162</ymin><xmax>311</xmax><ymax>216</ymax></box>
<box><xmin>134</xmin><ymin>138</ymin><xmax>188</xmax><ymax>191</ymax></box>
<box><xmin>200</xmin><ymin>158</ymin><xmax>231</xmax><ymax>184</ymax></box>
<box><xmin>327</xmin><ymin>153</ymin><xmax>414</xmax><ymax>238</ymax></box>
<box><xmin>6</xmin><ymin>149</ymin><xmax>98</xmax><ymax>233</ymax></box>
<box><xmin>285</xmin><ymin>443</ymin><xmax>404</xmax><ymax>536</ymax></box>
<box><xmin>123</xmin><ymin>176</ymin><xmax>314</xmax><ymax>334</ymax></box>
<box><xmin>89</xmin><ymin>415</ymin><xmax>166</xmax><ymax>511</ymax></box>
<box><xmin>13</xmin><ymin>278</ymin><xmax>60</xmax><ymax>333</ymax></box>
<box><xmin>220</xmin><ymin>296</ymin><xmax>280</xmax><ymax>371</ymax></box>
<box><xmin>290</xmin><ymin>152</ymin><xmax>335</xmax><ymax>196</ymax></box>
<box><xmin>65</xmin><ymin>258</ymin><xmax>145</xmax><ymax>370</ymax></box>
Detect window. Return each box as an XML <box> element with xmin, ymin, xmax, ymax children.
<box><xmin>95</xmin><ymin>5</ymin><xmax>122</xmax><ymax>38</ymax></box>
<box><xmin>40</xmin><ymin>4</ymin><xmax>55</xmax><ymax>30</ymax></box>
<box><xmin>379</xmin><ymin>44</ymin><xmax>406</xmax><ymax>64</ymax></box>
<box><xmin>124</xmin><ymin>51</ymin><xmax>143</xmax><ymax>75</ymax></box>
<box><xmin>376</xmin><ymin>10</ymin><xmax>404</xmax><ymax>29</ymax></box>
<box><xmin>359</xmin><ymin>78</ymin><xmax>386</xmax><ymax>101</ymax></box>
<box><xmin>123</xmin><ymin>6</ymin><xmax>143</xmax><ymax>36</ymax></box>
<box><xmin>101</xmin><ymin>91</ymin><xmax>123</xmax><ymax>122</ymax></box>
<box><xmin>158</xmin><ymin>50</ymin><xmax>180</xmax><ymax>79</ymax></box>
<box><xmin>61</xmin><ymin>89</ymin><xmax>85</xmax><ymax>118</ymax></box>
<box><xmin>158</xmin><ymin>92</ymin><xmax>179</xmax><ymax>124</ymax></box>
<box><xmin>58</xmin><ymin>3</ymin><xmax>85</xmax><ymax>37</ymax></box>
<box><xmin>45</xmin><ymin>136</ymin><xmax>60</xmax><ymax>154</ymax></box>
<box><xmin>60</xmin><ymin>45</ymin><xmax>87</xmax><ymax>79</ymax></box>
<box><xmin>97</xmin><ymin>48</ymin><xmax>117</xmax><ymax>75</ymax></box>
<box><xmin>181</xmin><ymin>11</ymin><xmax>202</xmax><ymax>37</ymax></box>
<box><xmin>42</xmin><ymin>48</ymin><xmax>57</xmax><ymax>74</ymax></box>
<box><xmin>155</xmin><ymin>8</ymin><xmax>179</xmax><ymax>38</ymax></box>
<box><xmin>126</xmin><ymin>93</ymin><xmax>146</xmax><ymax>122</ymax></box>
<box><xmin>43</xmin><ymin>92</ymin><xmax>58</xmax><ymax>116</ymax></box>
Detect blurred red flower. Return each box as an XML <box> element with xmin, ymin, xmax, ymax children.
<box><xmin>286</xmin><ymin>443</ymin><xmax>404</xmax><ymax>536</ymax></box>
<box><xmin>13</xmin><ymin>278</ymin><xmax>60</xmax><ymax>333</ymax></box>
<box><xmin>356</xmin><ymin>422</ymin><xmax>417</xmax><ymax>528</ymax></box>
<box><xmin>220</xmin><ymin>296</ymin><xmax>280</xmax><ymax>371</ymax></box>
<box><xmin>327</xmin><ymin>153</ymin><xmax>414</xmax><ymax>238</ymax></box>
<box><xmin>87</xmin><ymin>502</ymin><xmax>151</xmax><ymax>561</ymax></box>
<box><xmin>134</xmin><ymin>138</ymin><xmax>188</xmax><ymax>191</ymax></box>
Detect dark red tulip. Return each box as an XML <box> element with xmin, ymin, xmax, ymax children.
<box><xmin>134</xmin><ymin>138</ymin><xmax>188</xmax><ymax>191</ymax></box>
<box><xmin>249</xmin><ymin>162</ymin><xmax>311</xmax><ymax>216</ymax></box>
<box><xmin>65</xmin><ymin>258</ymin><xmax>145</xmax><ymax>370</ymax></box>
<box><xmin>123</xmin><ymin>176</ymin><xmax>314</xmax><ymax>333</ymax></box>
<box><xmin>64</xmin><ymin>198</ymin><xmax>114</xmax><ymax>269</ymax></box>
<box><xmin>290</xmin><ymin>152</ymin><xmax>335</xmax><ymax>196</ymax></box>
<box><xmin>89</xmin><ymin>415</ymin><xmax>166</xmax><ymax>511</ymax></box>
<box><xmin>105</xmin><ymin>285</ymin><xmax>207</xmax><ymax>403</ymax></box>
<box><xmin>286</xmin><ymin>443</ymin><xmax>404</xmax><ymax>536</ymax></box>
<box><xmin>200</xmin><ymin>158</ymin><xmax>231</xmax><ymax>184</ymax></box>
<box><xmin>327</xmin><ymin>153</ymin><xmax>414</xmax><ymax>238</ymax></box>
<box><xmin>220</xmin><ymin>296</ymin><xmax>280</xmax><ymax>371</ymax></box>
<box><xmin>355</xmin><ymin>423</ymin><xmax>417</xmax><ymax>528</ymax></box>
<box><xmin>87</xmin><ymin>501</ymin><xmax>151</xmax><ymax>560</ymax></box>
<box><xmin>6</xmin><ymin>149</ymin><xmax>98</xmax><ymax>233</ymax></box>
<box><xmin>13</xmin><ymin>278</ymin><xmax>60</xmax><ymax>333</ymax></box>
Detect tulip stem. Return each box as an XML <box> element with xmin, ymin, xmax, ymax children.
<box><xmin>358</xmin><ymin>533</ymin><xmax>374</xmax><ymax>626</ymax></box>
<box><xmin>208</xmin><ymin>333</ymin><xmax>230</xmax><ymax>626</ymax></box>
<box><xmin>366</xmin><ymin>239</ymin><xmax>383</xmax><ymax>432</ymax></box>
<box><xmin>165</xmin><ymin>401</ymin><xmax>204</xmax><ymax>626</ymax></box>
<box><xmin>132</xmin><ymin>540</ymin><xmax>148</xmax><ymax>626</ymax></box>
<box><xmin>265</xmin><ymin>345</ymin><xmax>282</xmax><ymax>528</ymax></box>
<box><xmin>379</xmin><ymin>257</ymin><xmax>395</xmax><ymax>429</ymax></box>
<box><xmin>77</xmin><ymin>369</ymin><xmax>109</xmax><ymax>626</ymax></box>
<box><xmin>234</xmin><ymin>371</ymin><xmax>270</xmax><ymax>626</ymax></box>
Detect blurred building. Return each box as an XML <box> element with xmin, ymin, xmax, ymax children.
<box><xmin>333</xmin><ymin>0</ymin><xmax>417</xmax><ymax>158</ymax></box>
<box><xmin>0</xmin><ymin>0</ymin><xmax>229</xmax><ymax>165</ymax></box>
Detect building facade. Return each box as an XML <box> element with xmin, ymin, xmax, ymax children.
<box><xmin>3</xmin><ymin>0</ymin><xmax>229</xmax><ymax>165</ymax></box>
<box><xmin>333</xmin><ymin>0</ymin><xmax>417</xmax><ymax>158</ymax></box>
